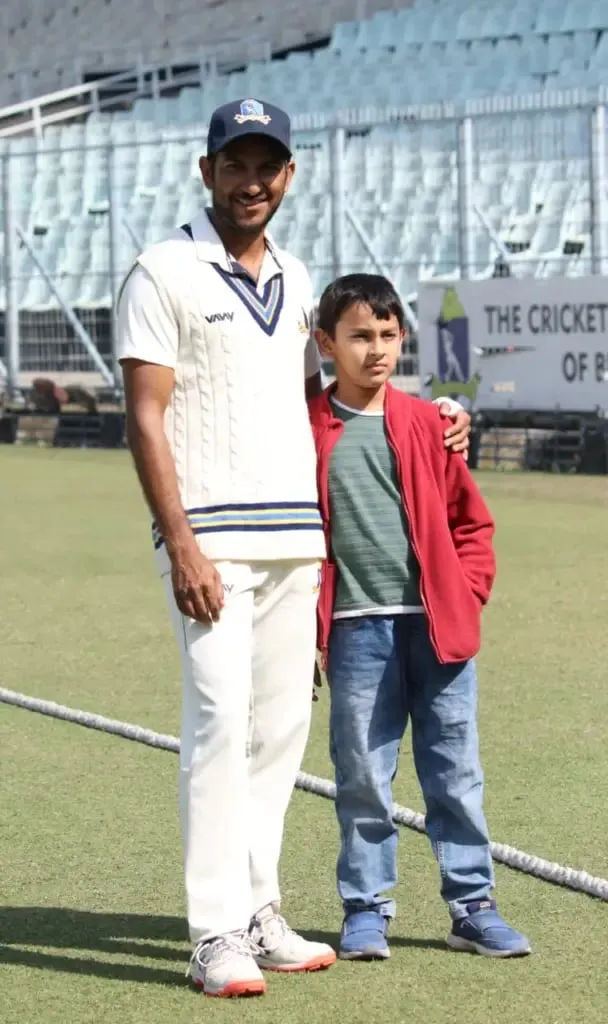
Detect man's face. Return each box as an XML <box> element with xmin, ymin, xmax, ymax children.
<box><xmin>199</xmin><ymin>137</ymin><xmax>295</xmax><ymax>235</ymax></box>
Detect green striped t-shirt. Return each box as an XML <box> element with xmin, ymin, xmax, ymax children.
<box><xmin>329</xmin><ymin>397</ymin><xmax>423</xmax><ymax>618</ymax></box>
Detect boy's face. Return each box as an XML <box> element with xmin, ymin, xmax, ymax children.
<box><xmin>316</xmin><ymin>302</ymin><xmax>405</xmax><ymax>391</ymax></box>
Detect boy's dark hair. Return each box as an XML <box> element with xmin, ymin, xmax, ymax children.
<box><xmin>317</xmin><ymin>273</ymin><xmax>406</xmax><ymax>337</ymax></box>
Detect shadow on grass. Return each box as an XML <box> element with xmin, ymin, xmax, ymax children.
<box><xmin>0</xmin><ymin>907</ymin><xmax>188</xmax><ymax>986</ymax></box>
<box><xmin>0</xmin><ymin>908</ymin><xmax>447</xmax><ymax>985</ymax></box>
<box><xmin>300</xmin><ymin>929</ymin><xmax>447</xmax><ymax>952</ymax></box>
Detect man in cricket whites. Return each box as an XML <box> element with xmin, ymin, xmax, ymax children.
<box><xmin>117</xmin><ymin>97</ymin><xmax>471</xmax><ymax>998</ymax></box>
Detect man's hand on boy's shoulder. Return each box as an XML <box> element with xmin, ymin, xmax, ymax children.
<box><xmin>433</xmin><ymin>397</ymin><xmax>471</xmax><ymax>460</ymax></box>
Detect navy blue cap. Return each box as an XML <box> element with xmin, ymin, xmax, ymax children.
<box><xmin>207</xmin><ymin>98</ymin><xmax>292</xmax><ymax>159</ymax></box>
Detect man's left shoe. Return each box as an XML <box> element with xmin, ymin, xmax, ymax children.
<box><xmin>447</xmin><ymin>900</ymin><xmax>532</xmax><ymax>958</ymax></box>
<box><xmin>249</xmin><ymin>903</ymin><xmax>337</xmax><ymax>972</ymax></box>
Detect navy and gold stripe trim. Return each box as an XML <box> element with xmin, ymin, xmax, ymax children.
<box><xmin>212</xmin><ymin>263</ymin><xmax>285</xmax><ymax>337</ymax></box>
<box><xmin>180</xmin><ymin>220</ymin><xmax>285</xmax><ymax>337</ymax></box>
<box><xmin>152</xmin><ymin>501</ymin><xmax>322</xmax><ymax>549</ymax></box>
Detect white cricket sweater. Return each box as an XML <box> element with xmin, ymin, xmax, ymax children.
<box><xmin>118</xmin><ymin>211</ymin><xmax>326</xmax><ymax>570</ymax></box>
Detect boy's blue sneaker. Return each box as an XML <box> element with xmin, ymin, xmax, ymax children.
<box><xmin>339</xmin><ymin>911</ymin><xmax>390</xmax><ymax>961</ymax></box>
<box><xmin>447</xmin><ymin>900</ymin><xmax>531</xmax><ymax>958</ymax></box>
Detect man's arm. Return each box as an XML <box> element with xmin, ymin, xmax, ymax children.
<box><xmin>302</xmin><ymin>281</ymin><xmax>324</xmax><ymax>401</ymax></box>
<box><xmin>444</xmin><ymin>451</ymin><xmax>496</xmax><ymax>607</ymax></box>
<box><xmin>305</xmin><ymin>371</ymin><xmax>323</xmax><ymax>400</ymax></box>
<box><xmin>118</xmin><ymin>267</ymin><xmax>223</xmax><ymax>623</ymax></box>
<box><xmin>302</xmin><ymin>285</ymin><xmax>324</xmax><ymax>698</ymax></box>
<box><xmin>123</xmin><ymin>360</ymin><xmax>192</xmax><ymax>555</ymax></box>
<box><xmin>303</xmin><ymin>314</ymin><xmax>324</xmax><ymax>399</ymax></box>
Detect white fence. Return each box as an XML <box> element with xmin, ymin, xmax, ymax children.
<box><xmin>1</xmin><ymin>89</ymin><xmax>608</xmax><ymax>394</ymax></box>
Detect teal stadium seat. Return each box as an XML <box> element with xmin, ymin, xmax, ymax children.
<box><xmin>534</xmin><ymin>1</ymin><xmax>568</xmax><ymax>34</ymax></box>
<box><xmin>4</xmin><ymin>0</ymin><xmax>608</xmax><ymax>319</ymax></box>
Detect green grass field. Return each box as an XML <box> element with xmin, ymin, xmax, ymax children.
<box><xmin>1</xmin><ymin>448</ymin><xmax>606</xmax><ymax>1024</ymax></box>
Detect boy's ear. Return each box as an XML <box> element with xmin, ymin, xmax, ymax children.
<box><xmin>314</xmin><ymin>328</ymin><xmax>333</xmax><ymax>358</ymax></box>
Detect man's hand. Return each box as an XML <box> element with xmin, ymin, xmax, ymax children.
<box><xmin>438</xmin><ymin>403</ymin><xmax>471</xmax><ymax>460</ymax></box>
<box><xmin>313</xmin><ymin>659</ymin><xmax>323</xmax><ymax>702</ymax></box>
<box><xmin>170</xmin><ymin>543</ymin><xmax>224</xmax><ymax>624</ymax></box>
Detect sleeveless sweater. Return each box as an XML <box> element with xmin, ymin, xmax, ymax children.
<box><xmin>120</xmin><ymin>211</ymin><xmax>325</xmax><ymax>570</ymax></box>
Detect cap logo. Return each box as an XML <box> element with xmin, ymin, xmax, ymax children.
<box><xmin>234</xmin><ymin>98</ymin><xmax>271</xmax><ymax>125</ymax></box>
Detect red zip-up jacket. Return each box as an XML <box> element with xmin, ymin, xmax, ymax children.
<box><xmin>309</xmin><ymin>383</ymin><xmax>496</xmax><ymax>668</ymax></box>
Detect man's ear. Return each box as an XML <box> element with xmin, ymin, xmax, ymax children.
<box><xmin>199</xmin><ymin>155</ymin><xmax>213</xmax><ymax>190</ymax></box>
<box><xmin>314</xmin><ymin>328</ymin><xmax>333</xmax><ymax>359</ymax></box>
<box><xmin>285</xmin><ymin>160</ymin><xmax>296</xmax><ymax>192</ymax></box>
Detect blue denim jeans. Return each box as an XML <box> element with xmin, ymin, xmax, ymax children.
<box><xmin>328</xmin><ymin>614</ymin><xmax>494</xmax><ymax>920</ymax></box>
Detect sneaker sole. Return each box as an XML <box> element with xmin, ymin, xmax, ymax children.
<box><xmin>339</xmin><ymin>946</ymin><xmax>391</xmax><ymax>961</ymax></box>
<box><xmin>256</xmin><ymin>951</ymin><xmax>337</xmax><ymax>973</ymax></box>
<box><xmin>194</xmin><ymin>979</ymin><xmax>267</xmax><ymax>997</ymax></box>
<box><xmin>335</xmin><ymin>942</ymin><xmax>388</xmax><ymax>958</ymax></box>
<box><xmin>447</xmin><ymin>935</ymin><xmax>532</xmax><ymax>958</ymax></box>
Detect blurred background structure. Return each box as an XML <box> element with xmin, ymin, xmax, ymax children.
<box><xmin>1</xmin><ymin>0</ymin><xmax>607</xmax><ymax>468</ymax></box>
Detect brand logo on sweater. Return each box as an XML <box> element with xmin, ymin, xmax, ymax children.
<box><xmin>205</xmin><ymin>312</ymin><xmax>235</xmax><ymax>324</ymax></box>
<box><xmin>234</xmin><ymin>99</ymin><xmax>271</xmax><ymax>125</ymax></box>
<box><xmin>313</xmin><ymin>565</ymin><xmax>322</xmax><ymax>594</ymax></box>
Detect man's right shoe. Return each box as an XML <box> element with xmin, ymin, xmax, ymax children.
<box><xmin>249</xmin><ymin>902</ymin><xmax>337</xmax><ymax>972</ymax></box>
<box><xmin>339</xmin><ymin>910</ymin><xmax>391</xmax><ymax>960</ymax></box>
<box><xmin>187</xmin><ymin>931</ymin><xmax>267</xmax><ymax>997</ymax></box>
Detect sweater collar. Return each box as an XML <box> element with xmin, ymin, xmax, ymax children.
<box><xmin>188</xmin><ymin>209</ymin><xmax>282</xmax><ymax>283</ymax></box>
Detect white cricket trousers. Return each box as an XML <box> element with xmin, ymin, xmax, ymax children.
<box><xmin>163</xmin><ymin>558</ymin><xmax>320</xmax><ymax>945</ymax></box>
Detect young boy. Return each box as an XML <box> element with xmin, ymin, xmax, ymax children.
<box><xmin>309</xmin><ymin>274</ymin><xmax>531</xmax><ymax>961</ymax></box>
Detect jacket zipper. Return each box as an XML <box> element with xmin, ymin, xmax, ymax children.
<box><xmin>384</xmin><ymin>414</ymin><xmax>442</xmax><ymax>662</ymax></box>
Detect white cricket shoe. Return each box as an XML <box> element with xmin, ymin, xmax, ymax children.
<box><xmin>187</xmin><ymin>930</ymin><xmax>266</xmax><ymax>997</ymax></box>
<box><xmin>249</xmin><ymin>903</ymin><xmax>337</xmax><ymax>973</ymax></box>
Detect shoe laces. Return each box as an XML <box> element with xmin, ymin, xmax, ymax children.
<box><xmin>186</xmin><ymin>929</ymin><xmax>251</xmax><ymax>978</ymax></box>
<box><xmin>250</xmin><ymin>907</ymin><xmax>291</xmax><ymax>953</ymax></box>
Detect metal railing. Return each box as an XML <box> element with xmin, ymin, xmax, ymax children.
<box><xmin>1</xmin><ymin>88</ymin><xmax>607</xmax><ymax>395</ymax></box>
<box><xmin>0</xmin><ymin>59</ymin><xmax>248</xmax><ymax>141</ymax></box>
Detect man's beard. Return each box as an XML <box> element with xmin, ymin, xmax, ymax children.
<box><xmin>211</xmin><ymin>193</ymin><xmax>283</xmax><ymax>235</ymax></box>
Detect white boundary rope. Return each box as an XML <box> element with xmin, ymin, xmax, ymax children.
<box><xmin>1</xmin><ymin>686</ymin><xmax>607</xmax><ymax>902</ymax></box>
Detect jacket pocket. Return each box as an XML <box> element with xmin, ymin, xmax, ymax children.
<box><xmin>431</xmin><ymin>550</ymin><xmax>483</xmax><ymax>662</ymax></box>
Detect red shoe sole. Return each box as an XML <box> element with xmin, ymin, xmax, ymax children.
<box><xmin>262</xmin><ymin>951</ymin><xmax>337</xmax><ymax>973</ymax></box>
<box><xmin>194</xmin><ymin>979</ymin><xmax>267</xmax><ymax>997</ymax></box>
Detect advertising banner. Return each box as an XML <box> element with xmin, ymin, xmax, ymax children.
<box><xmin>417</xmin><ymin>277</ymin><xmax>608</xmax><ymax>413</ymax></box>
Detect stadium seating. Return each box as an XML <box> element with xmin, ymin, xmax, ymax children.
<box><xmin>3</xmin><ymin>0</ymin><xmax>608</xmax><ymax>108</ymax></box>
<box><xmin>1</xmin><ymin>0</ymin><xmax>608</xmax><ymax>318</ymax></box>
<box><xmin>0</xmin><ymin>0</ymin><xmax>407</xmax><ymax>106</ymax></box>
